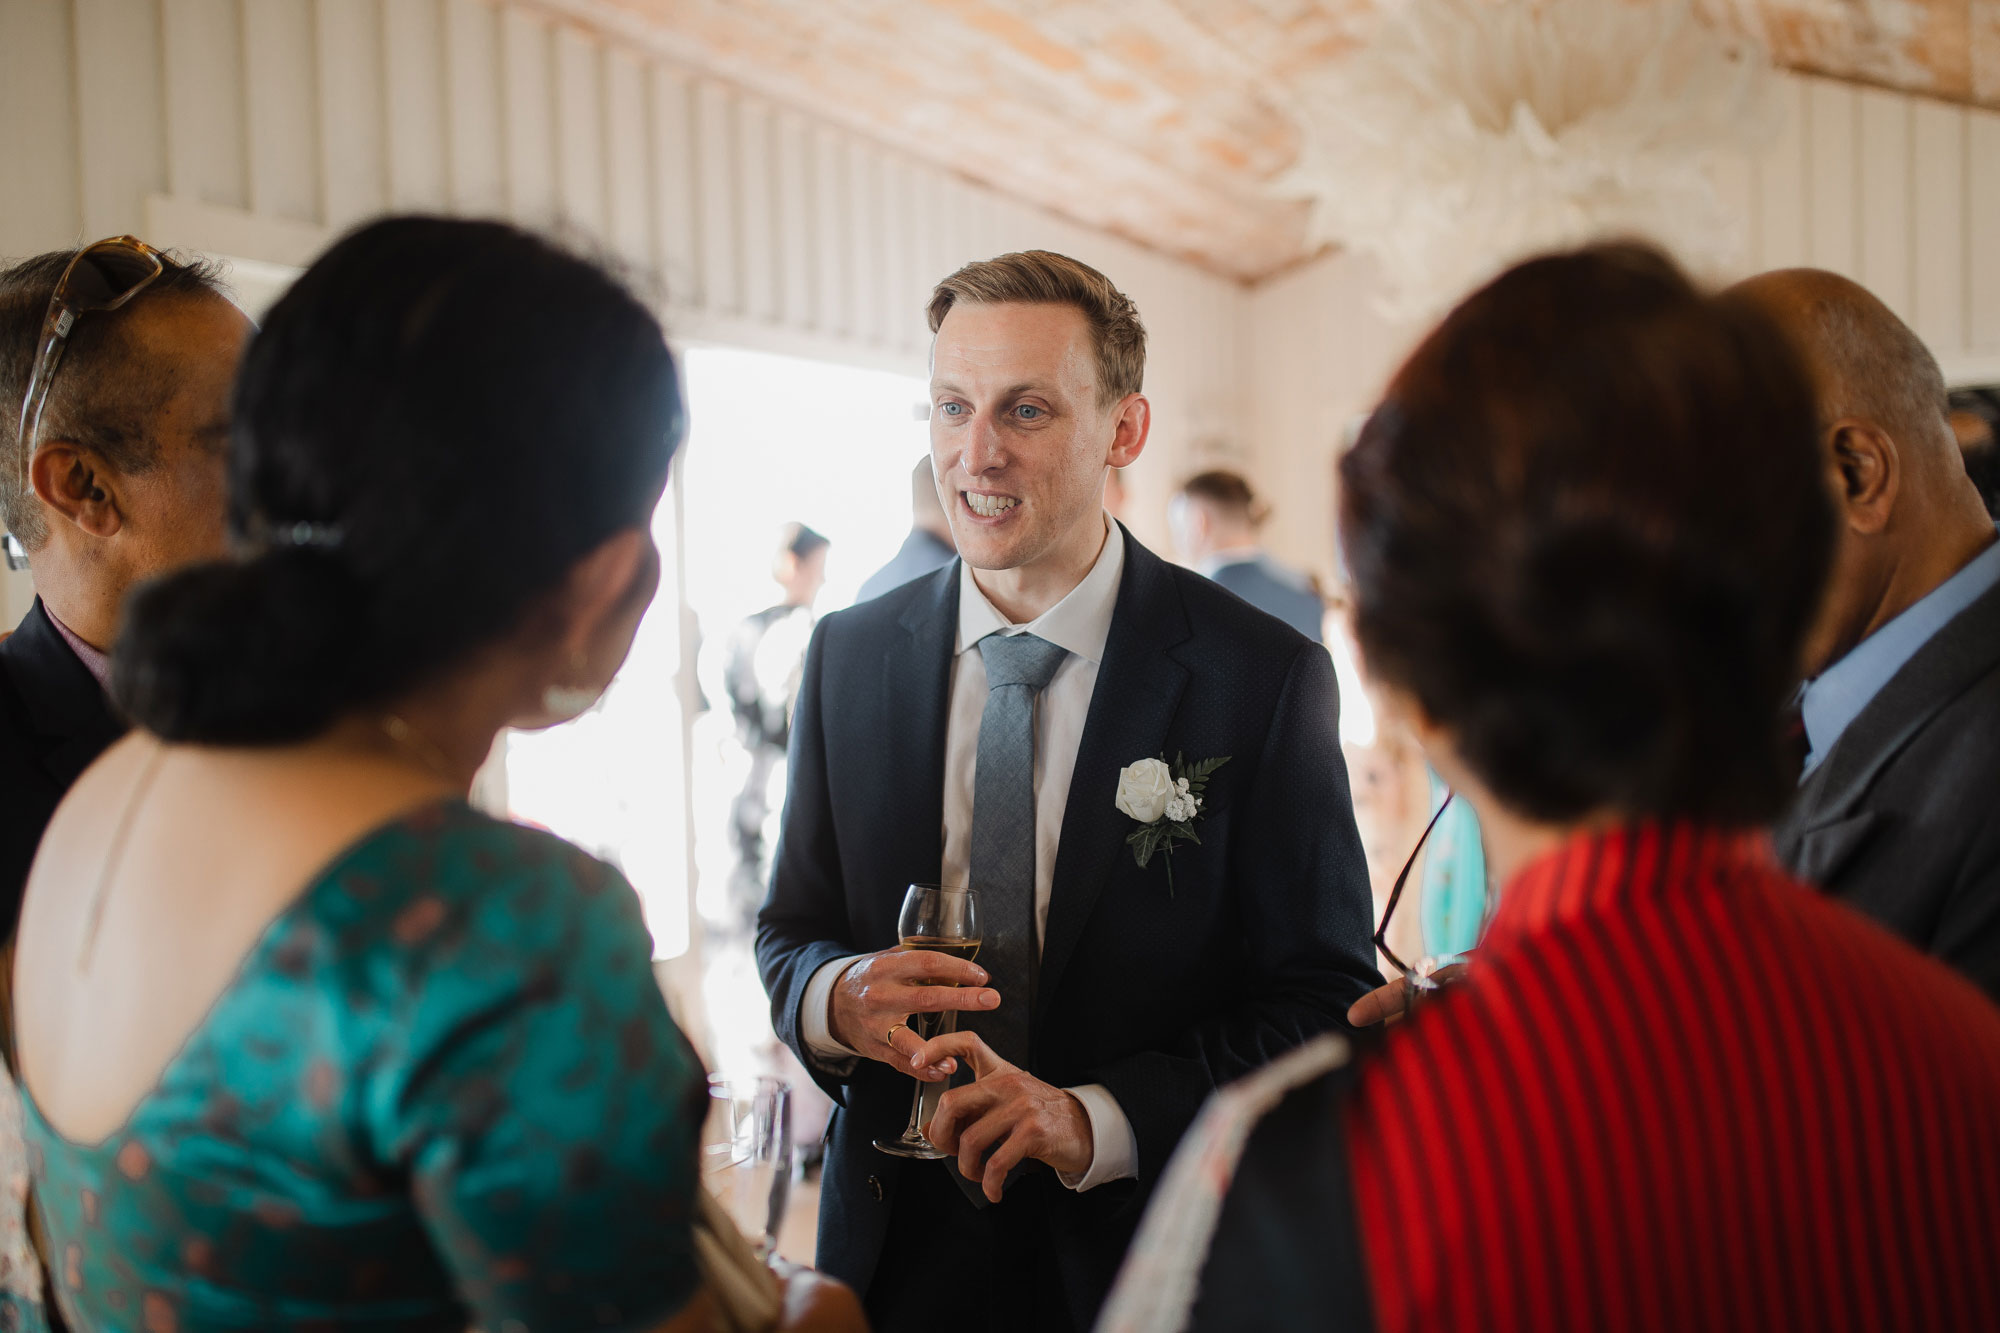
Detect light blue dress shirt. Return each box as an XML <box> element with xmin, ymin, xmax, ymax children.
<box><xmin>1800</xmin><ymin>526</ymin><xmax>2000</xmax><ymax>775</ymax></box>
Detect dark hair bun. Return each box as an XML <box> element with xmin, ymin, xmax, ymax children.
<box><xmin>1444</xmin><ymin>518</ymin><xmax>1771</xmax><ymax>819</ymax></box>
<box><xmin>113</xmin><ymin>217</ymin><xmax>683</xmax><ymax>744</ymax></box>
<box><xmin>116</xmin><ymin>549</ymin><xmax>362</xmax><ymax>743</ymax></box>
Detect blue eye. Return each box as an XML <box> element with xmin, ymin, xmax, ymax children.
<box><xmin>1015</xmin><ymin>405</ymin><xmax>1042</xmax><ymax>420</ymax></box>
<box><xmin>938</xmin><ymin>401</ymin><xmax>964</xmax><ymax>417</ymax></box>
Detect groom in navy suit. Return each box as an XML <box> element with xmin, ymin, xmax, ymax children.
<box><xmin>756</xmin><ymin>250</ymin><xmax>1379</xmax><ymax>1332</ymax></box>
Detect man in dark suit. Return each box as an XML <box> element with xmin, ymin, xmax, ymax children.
<box><xmin>756</xmin><ymin>251</ymin><xmax>1378</xmax><ymax>1332</ymax></box>
<box><xmin>1</xmin><ymin>244</ymin><xmax>247</xmax><ymax>937</ymax></box>
<box><xmin>1169</xmin><ymin>469</ymin><xmax>1325</xmax><ymax>642</ymax></box>
<box><xmin>856</xmin><ymin>457</ymin><xmax>957</xmax><ymax>602</ymax></box>
<box><xmin>1737</xmin><ymin>269</ymin><xmax>2000</xmax><ymax>1001</ymax></box>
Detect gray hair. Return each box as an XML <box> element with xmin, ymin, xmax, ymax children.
<box><xmin>0</xmin><ymin>248</ymin><xmax>230</xmax><ymax>550</ymax></box>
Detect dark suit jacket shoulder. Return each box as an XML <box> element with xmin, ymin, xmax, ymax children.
<box><xmin>1774</xmin><ymin>576</ymin><xmax>2000</xmax><ymax>1001</ymax></box>
<box><xmin>1179</xmin><ymin>558</ymin><xmax>1319</xmax><ymax>653</ymax></box>
<box><xmin>0</xmin><ymin>600</ymin><xmax>126</xmax><ymax>940</ymax></box>
<box><xmin>1208</xmin><ymin>556</ymin><xmax>1325</xmax><ymax>643</ymax></box>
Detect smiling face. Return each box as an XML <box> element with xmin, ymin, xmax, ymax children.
<box><xmin>929</xmin><ymin>301</ymin><xmax>1148</xmax><ymax>589</ymax></box>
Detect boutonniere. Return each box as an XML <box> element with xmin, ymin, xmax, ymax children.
<box><xmin>1116</xmin><ymin>753</ymin><xmax>1231</xmax><ymax>895</ymax></box>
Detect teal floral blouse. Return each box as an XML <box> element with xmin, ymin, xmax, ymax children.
<box><xmin>20</xmin><ymin>801</ymin><xmax>705</xmax><ymax>1332</ymax></box>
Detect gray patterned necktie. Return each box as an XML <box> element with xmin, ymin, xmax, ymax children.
<box><xmin>962</xmin><ymin>632</ymin><xmax>1069</xmax><ymax>1072</ymax></box>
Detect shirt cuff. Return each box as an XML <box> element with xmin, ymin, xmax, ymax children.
<box><xmin>1057</xmin><ymin>1083</ymin><xmax>1137</xmax><ymax>1191</ymax></box>
<box><xmin>800</xmin><ymin>954</ymin><xmax>865</xmax><ymax>1073</ymax></box>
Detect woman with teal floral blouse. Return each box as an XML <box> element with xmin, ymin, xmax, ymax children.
<box><xmin>10</xmin><ymin>219</ymin><xmax>721</xmax><ymax>1332</ymax></box>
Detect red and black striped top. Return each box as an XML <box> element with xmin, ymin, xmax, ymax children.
<box><xmin>1348</xmin><ymin>821</ymin><xmax>2000</xmax><ymax>1332</ymax></box>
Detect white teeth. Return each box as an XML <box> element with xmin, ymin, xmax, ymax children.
<box><xmin>965</xmin><ymin>493</ymin><xmax>1019</xmax><ymax>518</ymax></box>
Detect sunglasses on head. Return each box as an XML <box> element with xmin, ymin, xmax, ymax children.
<box><xmin>14</xmin><ymin>235</ymin><xmax>167</xmax><ymax>499</ymax></box>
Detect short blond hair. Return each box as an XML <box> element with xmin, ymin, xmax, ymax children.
<box><xmin>926</xmin><ymin>250</ymin><xmax>1146</xmax><ymax>405</ymax></box>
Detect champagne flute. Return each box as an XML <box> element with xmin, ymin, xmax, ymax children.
<box><xmin>873</xmin><ymin>884</ymin><xmax>980</xmax><ymax>1159</ymax></box>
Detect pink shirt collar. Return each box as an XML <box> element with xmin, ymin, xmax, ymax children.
<box><xmin>44</xmin><ymin>605</ymin><xmax>112</xmax><ymax>690</ymax></box>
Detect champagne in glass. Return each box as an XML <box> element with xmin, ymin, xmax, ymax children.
<box><xmin>874</xmin><ymin>884</ymin><xmax>980</xmax><ymax>1160</ymax></box>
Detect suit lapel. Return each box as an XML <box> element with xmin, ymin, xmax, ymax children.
<box><xmin>1791</xmin><ymin>578</ymin><xmax>2000</xmax><ymax>832</ymax></box>
<box><xmin>1037</xmin><ymin>534</ymin><xmax>1191</xmax><ymax>1025</ymax></box>
<box><xmin>1788</xmin><ymin>810</ymin><xmax>1882</xmax><ymax>886</ymax></box>
<box><xmin>883</xmin><ymin>565</ymin><xmax>960</xmax><ymax>896</ymax></box>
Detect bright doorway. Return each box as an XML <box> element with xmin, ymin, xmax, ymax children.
<box><xmin>506</xmin><ymin>344</ymin><xmax>932</xmax><ymax>1087</ymax></box>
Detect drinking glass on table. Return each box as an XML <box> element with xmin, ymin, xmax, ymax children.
<box><xmin>703</xmin><ymin>1075</ymin><xmax>792</xmax><ymax>1259</ymax></box>
<box><xmin>873</xmin><ymin>884</ymin><xmax>981</xmax><ymax>1160</ymax></box>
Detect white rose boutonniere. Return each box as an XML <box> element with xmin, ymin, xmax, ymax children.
<box><xmin>1116</xmin><ymin>752</ymin><xmax>1231</xmax><ymax>896</ymax></box>
<box><xmin>1115</xmin><ymin>758</ymin><xmax>1175</xmax><ymax>825</ymax></box>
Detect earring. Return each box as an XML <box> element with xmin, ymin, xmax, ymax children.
<box><xmin>542</xmin><ymin>649</ymin><xmax>604</xmax><ymax>721</ymax></box>
<box><xmin>542</xmin><ymin>682</ymin><xmax>603</xmax><ymax>720</ymax></box>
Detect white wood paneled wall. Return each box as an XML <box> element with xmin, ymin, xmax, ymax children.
<box><xmin>1719</xmin><ymin>72</ymin><xmax>2000</xmax><ymax>384</ymax></box>
<box><xmin>0</xmin><ymin>0</ymin><xmax>1241</xmax><ymax>561</ymax></box>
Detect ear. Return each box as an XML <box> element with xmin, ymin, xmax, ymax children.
<box><xmin>1826</xmin><ymin>418</ymin><xmax>1899</xmax><ymax>536</ymax></box>
<box><xmin>29</xmin><ymin>440</ymin><xmax>122</xmax><ymax>539</ymax></box>
<box><xmin>554</xmin><ymin>528</ymin><xmax>655</xmax><ymax>663</ymax></box>
<box><xmin>1106</xmin><ymin>393</ymin><xmax>1151</xmax><ymax>469</ymax></box>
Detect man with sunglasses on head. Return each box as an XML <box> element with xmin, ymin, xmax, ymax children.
<box><xmin>0</xmin><ymin>240</ymin><xmax>247</xmax><ymax>922</ymax></box>
<box><xmin>0</xmin><ymin>240</ymin><xmax>247</xmax><ymax>1327</ymax></box>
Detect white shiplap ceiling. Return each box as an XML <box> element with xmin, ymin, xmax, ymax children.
<box><xmin>544</xmin><ymin>0</ymin><xmax>2000</xmax><ymax>281</ymax></box>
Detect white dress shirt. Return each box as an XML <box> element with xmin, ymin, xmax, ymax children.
<box><xmin>799</xmin><ymin>516</ymin><xmax>1138</xmax><ymax>1191</ymax></box>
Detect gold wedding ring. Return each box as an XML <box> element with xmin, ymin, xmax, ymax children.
<box><xmin>885</xmin><ymin>1021</ymin><xmax>911</xmax><ymax>1046</ymax></box>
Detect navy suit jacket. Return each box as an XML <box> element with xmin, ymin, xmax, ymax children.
<box><xmin>1208</xmin><ymin>555</ymin><xmax>1324</xmax><ymax>642</ymax></box>
<box><xmin>756</xmin><ymin>528</ymin><xmax>1378</xmax><ymax>1327</ymax></box>
<box><xmin>0</xmin><ymin>600</ymin><xmax>125</xmax><ymax>942</ymax></box>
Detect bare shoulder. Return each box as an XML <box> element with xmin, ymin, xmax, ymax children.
<box><xmin>24</xmin><ymin>736</ymin><xmax>458</xmax><ymax>952</ymax></box>
<box><xmin>15</xmin><ymin>735</ymin><xmax>464</xmax><ymax>1142</ymax></box>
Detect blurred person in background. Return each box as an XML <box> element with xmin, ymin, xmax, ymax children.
<box><xmin>1734</xmin><ymin>271</ymin><xmax>2000</xmax><ymax>1001</ymax></box>
<box><xmin>0</xmin><ymin>238</ymin><xmax>250</xmax><ymax>1333</ymax></box>
<box><xmin>1170</xmin><ymin>469</ymin><xmax>1325</xmax><ymax>642</ymax></box>
<box><xmin>725</xmin><ymin>522</ymin><xmax>831</xmax><ymax>928</ymax></box>
<box><xmin>11</xmin><ymin>217</ymin><xmax>859</xmax><ymax>1332</ymax></box>
<box><xmin>1102</xmin><ymin>244</ymin><xmax>2000</xmax><ymax>1333</ymax></box>
<box><xmin>857</xmin><ymin>458</ymin><xmax>957</xmax><ymax>603</ymax></box>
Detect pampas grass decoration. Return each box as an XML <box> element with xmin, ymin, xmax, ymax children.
<box><xmin>1280</xmin><ymin>0</ymin><xmax>1775</xmax><ymax>322</ymax></box>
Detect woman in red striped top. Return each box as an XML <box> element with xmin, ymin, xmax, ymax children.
<box><xmin>1099</xmin><ymin>245</ymin><xmax>2000</xmax><ymax>1333</ymax></box>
